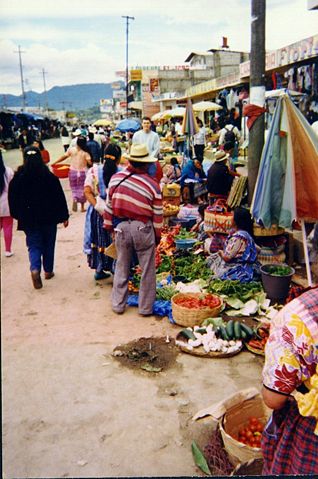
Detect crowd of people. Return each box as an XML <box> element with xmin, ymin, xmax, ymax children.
<box><xmin>1</xmin><ymin>112</ymin><xmax>317</xmax><ymax>475</ymax></box>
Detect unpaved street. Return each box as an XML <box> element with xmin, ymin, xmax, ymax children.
<box><xmin>1</xmin><ymin>138</ymin><xmax>264</xmax><ymax>478</ymax></box>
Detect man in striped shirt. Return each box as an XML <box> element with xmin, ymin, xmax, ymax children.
<box><xmin>104</xmin><ymin>144</ymin><xmax>163</xmax><ymax>316</ymax></box>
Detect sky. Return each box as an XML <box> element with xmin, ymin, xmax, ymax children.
<box><xmin>0</xmin><ymin>0</ymin><xmax>317</xmax><ymax>95</ymax></box>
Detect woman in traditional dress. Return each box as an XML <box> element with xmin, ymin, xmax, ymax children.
<box><xmin>53</xmin><ymin>136</ymin><xmax>92</xmax><ymax>212</ymax></box>
<box><xmin>83</xmin><ymin>144</ymin><xmax>122</xmax><ymax>280</ymax></box>
<box><xmin>207</xmin><ymin>206</ymin><xmax>260</xmax><ymax>282</ymax></box>
<box><xmin>261</xmin><ymin>287</ymin><xmax>318</xmax><ymax>475</ymax></box>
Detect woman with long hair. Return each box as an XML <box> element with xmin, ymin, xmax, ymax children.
<box><xmin>0</xmin><ymin>150</ymin><xmax>14</xmax><ymax>257</ymax></box>
<box><xmin>33</xmin><ymin>138</ymin><xmax>50</xmax><ymax>164</ymax></box>
<box><xmin>8</xmin><ymin>146</ymin><xmax>69</xmax><ymax>289</ymax></box>
<box><xmin>83</xmin><ymin>143</ymin><xmax>122</xmax><ymax>280</ymax></box>
<box><xmin>53</xmin><ymin>135</ymin><xmax>92</xmax><ymax>212</ymax></box>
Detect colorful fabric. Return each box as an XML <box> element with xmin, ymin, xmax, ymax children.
<box><xmin>261</xmin><ymin>398</ymin><xmax>318</xmax><ymax>475</ymax></box>
<box><xmin>83</xmin><ymin>165</ymin><xmax>112</xmax><ymax>272</ymax></box>
<box><xmin>262</xmin><ymin>289</ymin><xmax>318</xmax><ymax>394</ymax></box>
<box><xmin>104</xmin><ymin>167</ymin><xmax>163</xmax><ymax>242</ymax></box>
<box><xmin>207</xmin><ymin>230</ymin><xmax>260</xmax><ymax>282</ymax></box>
<box><xmin>262</xmin><ymin>288</ymin><xmax>318</xmax><ymax>475</ymax></box>
<box><xmin>69</xmin><ymin>169</ymin><xmax>86</xmax><ymax>203</ymax></box>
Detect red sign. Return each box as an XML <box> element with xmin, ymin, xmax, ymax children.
<box><xmin>120</xmin><ymin>101</ymin><xmax>127</xmax><ymax>108</ymax></box>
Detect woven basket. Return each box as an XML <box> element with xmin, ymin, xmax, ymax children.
<box><xmin>220</xmin><ymin>395</ymin><xmax>270</xmax><ymax>466</ymax></box>
<box><xmin>171</xmin><ymin>292</ymin><xmax>223</xmax><ymax>327</ymax></box>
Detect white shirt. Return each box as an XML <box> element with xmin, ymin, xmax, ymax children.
<box><xmin>132</xmin><ymin>130</ymin><xmax>160</xmax><ymax>158</ymax></box>
<box><xmin>193</xmin><ymin>127</ymin><xmax>207</xmax><ymax>146</ymax></box>
<box><xmin>218</xmin><ymin>124</ymin><xmax>240</xmax><ymax>145</ymax></box>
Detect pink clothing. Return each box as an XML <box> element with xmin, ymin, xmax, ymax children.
<box><xmin>0</xmin><ymin>166</ymin><xmax>14</xmax><ymax>217</ymax></box>
<box><xmin>66</xmin><ymin>147</ymin><xmax>91</xmax><ymax>171</ymax></box>
<box><xmin>0</xmin><ymin>216</ymin><xmax>13</xmax><ymax>252</ymax></box>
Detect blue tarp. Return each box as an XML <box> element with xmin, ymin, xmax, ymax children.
<box><xmin>127</xmin><ymin>295</ymin><xmax>175</xmax><ymax>324</ymax></box>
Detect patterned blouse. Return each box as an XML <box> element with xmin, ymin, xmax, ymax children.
<box><xmin>262</xmin><ymin>288</ymin><xmax>318</xmax><ymax>395</ymax></box>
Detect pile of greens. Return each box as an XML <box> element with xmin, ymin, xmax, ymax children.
<box><xmin>174</xmin><ymin>252</ymin><xmax>211</xmax><ymax>282</ymax></box>
<box><xmin>207</xmin><ymin>279</ymin><xmax>263</xmax><ymax>300</ymax></box>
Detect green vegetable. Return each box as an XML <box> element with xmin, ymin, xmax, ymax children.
<box><xmin>240</xmin><ymin>323</ymin><xmax>254</xmax><ymax>339</ymax></box>
<box><xmin>156</xmin><ymin>285</ymin><xmax>176</xmax><ymax>301</ymax></box>
<box><xmin>157</xmin><ymin>256</ymin><xmax>172</xmax><ymax>273</ymax></box>
<box><xmin>191</xmin><ymin>440</ymin><xmax>211</xmax><ymax>475</ymax></box>
<box><xmin>175</xmin><ymin>228</ymin><xmax>197</xmax><ymax>240</ymax></box>
<box><xmin>180</xmin><ymin>329</ymin><xmax>196</xmax><ymax>341</ymax></box>
<box><xmin>241</xmin><ymin>329</ymin><xmax>247</xmax><ymax>339</ymax></box>
<box><xmin>234</xmin><ymin>321</ymin><xmax>242</xmax><ymax>340</ymax></box>
<box><xmin>208</xmin><ymin>279</ymin><xmax>263</xmax><ymax>300</ymax></box>
<box><xmin>226</xmin><ymin>320</ymin><xmax>235</xmax><ymax>339</ymax></box>
<box><xmin>196</xmin><ymin>327</ymin><xmax>207</xmax><ymax>334</ymax></box>
<box><xmin>265</xmin><ymin>265</ymin><xmax>293</xmax><ymax>276</ymax></box>
<box><xmin>220</xmin><ymin>325</ymin><xmax>229</xmax><ymax>340</ymax></box>
<box><xmin>202</xmin><ymin>317</ymin><xmax>225</xmax><ymax>328</ymax></box>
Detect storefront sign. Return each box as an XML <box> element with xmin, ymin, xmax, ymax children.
<box><xmin>130</xmin><ymin>69</ymin><xmax>143</xmax><ymax>81</ymax></box>
<box><xmin>115</xmin><ymin>70</ymin><xmax>126</xmax><ymax>78</ymax></box>
<box><xmin>111</xmin><ymin>82</ymin><xmax>122</xmax><ymax>89</ymax></box>
<box><xmin>113</xmin><ymin>90</ymin><xmax>126</xmax><ymax>100</ymax></box>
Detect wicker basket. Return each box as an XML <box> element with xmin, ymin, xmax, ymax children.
<box><xmin>171</xmin><ymin>292</ymin><xmax>223</xmax><ymax>327</ymax></box>
<box><xmin>220</xmin><ymin>395</ymin><xmax>270</xmax><ymax>466</ymax></box>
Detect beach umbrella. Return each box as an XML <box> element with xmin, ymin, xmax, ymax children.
<box><xmin>160</xmin><ymin>107</ymin><xmax>185</xmax><ymax>120</ymax></box>
<box><xmin>251</xmin><ymin>94</ymin><xmax>318</xmax><ymax>285</ymax></box>
<box><xmin>151</xmin><ymin>111</ymin><xmax>167</xmax><ymax>122</ymax></box>
<box><xmin>181</xmin><ymin>98</ymin><xmax>199</xmax><ymax>160</ymax></box>
<box><xmin>116</xmin><ymin>118</ymin><xmax>140</xmax><ymax>133</ymax></box>
<box><xmin>193</xmin><ymin>101</ymin><xmax>223</xmax><ymax>112</ymax></box>
<box><xmin>93</xmin><ymin>119</ymin><xmax>113</xmax><ymax>127</ymax></box>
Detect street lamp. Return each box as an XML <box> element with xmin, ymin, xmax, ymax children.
<box><xmin>122</xmin><ymin>15</ymin><xmax>135</xmax><ymax>118</ymax></box>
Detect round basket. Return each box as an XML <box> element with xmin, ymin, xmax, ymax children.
<box><xmin>175</xmin><ymin>238</ymin><xmax>197</xmax><ymax>250</ymax></box>
<box><xmin>171</xmin><ymin>293</ymin><xmax>223</xmax><ymax>327</ymax></box>
<box><xmin>52</xmin><ymin>164</ymin><xmax>70</xmax><ymax>178</ymax></box>
<box><xmin>220</xmin><ymin>395</ymin><xmax>270</xmax><ymax>466</ymax></box>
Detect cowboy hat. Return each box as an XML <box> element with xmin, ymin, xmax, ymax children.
<box><xmin>214</xmin><ymin>150</ymin><xmax>229</xmax><ymax>162</ymax></box>
<box><xmin>124</xmin><ymin>144</ymin><xmax>157</xmax><ymax>163</ymax></box>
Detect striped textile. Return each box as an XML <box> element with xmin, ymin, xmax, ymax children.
<box><xmin>262</xmin><ymin>399</ymin><xmax>318</xmax><ymax>475</ymax></box>
<box><xmin>104</xmin><ymin>168</ymin><xmax>163</xmax><ymax>241</ymax></box>
<box><xmin>68</xmin><ymin>169</ymin><xmax>87</xmax><ymax>204</ymax></box>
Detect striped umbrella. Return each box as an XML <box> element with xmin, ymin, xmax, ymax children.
<box><xmin>251</xmin><ymin>94</ymin><xmax>318</xmax><ymax>285</ymax></box>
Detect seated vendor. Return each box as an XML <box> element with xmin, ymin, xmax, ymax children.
<box><xmin>207</xmin><ymin>207</ymin><xmax>260</xmax><ymax>282</ymax></box>
<box><xmin>180</xmin><ymin>158</ymin><xmax>207</xmax><ymax>204</ymax></box>
<box><xmin>207</xmin><ymin>150</ymin><xmax>238</xmax><ymax>204</ymax></box>
<box><xmin>160</xmin><ymin>157</ymin><xmax>181</xmax><ymax>185</ymax></box>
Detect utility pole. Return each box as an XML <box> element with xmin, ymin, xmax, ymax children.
<box><xmin>40</xmin><ymin>68</ymin><xmax>49</xmax><ymax>114</ymax></box>
<box><xmin>122</xmin><ymin>15</ymin><xmax>135</xmax><ymax>118</ymax></box>
<box><xmin>248</xmin><ymin>0</ymin><xmax>266</xmax><ymax>205</ymax></box>
<box><xmin>14</xmin><ymin>45</ymin><xmax>26</xmax><ymax>110</ymax></box>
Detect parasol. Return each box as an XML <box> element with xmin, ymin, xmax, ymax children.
<box><xmin>160</xmin><ymin>107</ymin><xmax>185</xmax><ymax>120</ymax></box>
<box><xmin>193</xmin><ymin>101</ymin><xmax>223</xmax><ymax>112</ymax></box>
<box><xmin>92</xmin><ymin>119</ymin><xmax>114</xmax><ymax>127</ymax></box>
<box><xmin>116</xmin><ymin>118</ymin><xmax>141</xmax><ymax>133</ymax></box>
<box><xmin>251</xmin><ymin>94</ymin><xmax>318</xmax><ymax>286</ymax></box>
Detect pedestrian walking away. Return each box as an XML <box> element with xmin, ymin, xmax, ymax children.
<box><xmin>83</xmin><ymin>143</ymin><xmax>122</xmax><ymax>280</ymax></box>
<box><xmin>104</xmin><ymin>143</ymin><xmax>163</xmax><ymax>316</ymax></box>
<box><xmin>0</xmin><ymin>149</ymin><xmax>14</xmax><ymax>257</ymax></box>
<box><xmin>8</xmin><ymin>146</ymin><xmax>69</xmax><ymax>289</ymax></box>
<box><xmin>53</xmin><ymin>135</ymin><xmax>92</xmax><ymax>212</ymax></box>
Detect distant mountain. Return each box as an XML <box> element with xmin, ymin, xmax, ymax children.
<box><xmin>0</xmin><ymin>82</ymin><xmax>124</xmax><ymax>111</ymax></box>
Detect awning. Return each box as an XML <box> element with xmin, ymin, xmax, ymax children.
<box><xmin>128</xmin><ymin>101</ymin><xmax>142</xmax><ymax>110</ymax></box>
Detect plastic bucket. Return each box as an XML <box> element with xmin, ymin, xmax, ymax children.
<box><xmin>169</xmin><ymin>216</ymin><xmax>197</xmax><ymax>230</ymax></box>
<box><xmin>260</xmin><ymin>263</ymin><xmax>295</xmax><ymax>302</ymax></box>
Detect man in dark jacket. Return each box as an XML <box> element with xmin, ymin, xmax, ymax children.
<box><xmin>87</xmin><ymin>132</ymin><xmax>101</xmax><ymax>163</ymax></box>
<box><xmin>207</xmin><ymin>150</ymin><xmax>235</xmax><ymax>198</ymax></box>
<box><xmin>18</xmin><ymin>128</ymin><xmax>34</xmax><ymax>150</ymax></box>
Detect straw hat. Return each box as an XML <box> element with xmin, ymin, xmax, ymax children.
<box><xmin>214</xmin><ymin>150</ymin><xmax>229</xmax><ymax>162</ymax></box>
<box><xmin>73</xmin><ymin>128</ymin><xmax>82</xmax><ymax>136</ymax></box>
<box><xmin>88</xmin><ymin>126</ymin><xmax>97</xmax><ymax>133</ymax></box>
<box><xmin>124</xmin><ymin>144</ymin><xmax>157</xmax><ymax>163</ymax></box>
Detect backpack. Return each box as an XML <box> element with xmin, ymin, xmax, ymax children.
<box><xmin>224</xmin><ymin>126</ymin><xmax>236</xmax><ymax>143</ymax></box>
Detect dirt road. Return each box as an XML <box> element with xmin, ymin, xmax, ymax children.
<box><xmin>1</xmin><ymin>138</ymin><xmax>264</xmax><ymax>478</ymax></box>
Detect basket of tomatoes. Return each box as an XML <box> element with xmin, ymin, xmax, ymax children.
<box><xmin>219</xmin><ymin>394</ymin><xmax>270</xmax><ymax>465</ymax></box>
<box><xmin>171</xmin><ymin>292</ymin><xmax>223</xmax><ymax>327</ymax></box>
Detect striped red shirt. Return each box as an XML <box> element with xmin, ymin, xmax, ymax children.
<box><xmin>104</xmin><ymin>167</ymin><xmax>163</xmax><ymax>240</ymax></box>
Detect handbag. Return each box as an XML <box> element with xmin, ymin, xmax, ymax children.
<box><xmin>204</xmin><ymin>199</ymin><xmax>234</xmax><ymax>234</ymax></box>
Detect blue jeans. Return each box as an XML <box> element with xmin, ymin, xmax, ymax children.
<box><xmin>24</xmin><ymin>224</ymin><xmax>57</xmax><ymax>273</ymax></box>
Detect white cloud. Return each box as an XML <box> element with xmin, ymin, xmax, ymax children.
<box><xmin>1</xmin><ymin>0</ymin><xmax>317</xmax><ymax>95</ymax></box>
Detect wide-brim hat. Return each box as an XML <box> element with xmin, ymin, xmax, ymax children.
<box><xmin>214</xmin><ymin>150</ymin><xmax>229</xmax><ymax>162</ymax></box>
<box><xmin>124</xmin><ymin>144</ymin><xmax>157</xmax><ymax>163</ymax></box>
<box><xmin>73</xmin><ymin>128</ymin><xmax>82</xmax><ymax>136</ymax></box>
<box><xmin>88</xmin><ymin>126</ymin><xmax>97</xmax><ymax>133</ymax></box>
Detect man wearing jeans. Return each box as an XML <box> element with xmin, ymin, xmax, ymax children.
<box><xmin>104</xmin><ymin>144</ymin><xmax>162</xmax><ymax>316</ymax></box>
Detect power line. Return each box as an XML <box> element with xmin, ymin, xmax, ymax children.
<box><xmin>122</xmin><ymin>15</ymin><xmax>135</xmax><ymax>118</ymax></box>
<box><xmin>14</xmin><ymin>45</ymin><xmax>26</xmax><ymax>110</ymax></box>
